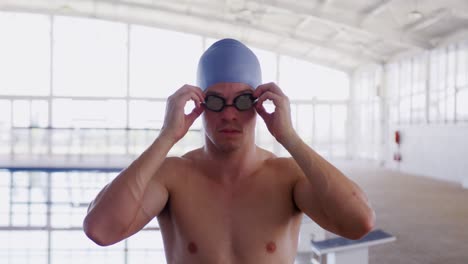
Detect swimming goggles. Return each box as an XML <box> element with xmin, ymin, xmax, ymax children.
<box><xmin>203</xmin><ymin>94</ymin><xmax>257</xmax><ymax>112</ymax></box>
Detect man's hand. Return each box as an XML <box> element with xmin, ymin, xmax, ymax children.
<box><xmin>253</xmin><ymin>82</ymin><xmax>298</xmax><ymax>145</ymax></box>
<box><xmin>160</xmin><ymin>84</ymin><xmax>205</xmax><ymax>144</ymax></box>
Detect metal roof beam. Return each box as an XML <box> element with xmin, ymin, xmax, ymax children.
<box><xmin>360</xmin><ymin>0</ymin><xmax>394</xmax><ymax>25</ymax></box>
<box><xmin>248</xmin><ymin>0</ymin><xmax>431</xmax><ymax>50</ymax></box>
<box><xmin>0</xmin><ymin>0</ymin><xmax>360</xmax><ymax>71</ymax></box>
<box><xmin>405</xmin><ymin>8</ymin><xmax>449</xmax><ymax>33</ymax></box>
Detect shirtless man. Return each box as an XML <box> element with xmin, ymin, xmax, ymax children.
<box><xmin>83</xmin><ymin>38</ymin><xmax>375</xmax><ymax>263</ymax></box>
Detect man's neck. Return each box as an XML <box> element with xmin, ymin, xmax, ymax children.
<box><xmin>202</xmin><ymin>142</ymin><xmax>262</xmax><ymax>183</ymax></box>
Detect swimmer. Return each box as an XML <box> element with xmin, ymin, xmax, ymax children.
<box><xmin>83</xmin><ymin>38</ymin><xmax>375</xmax><ymax>263</ymax></box>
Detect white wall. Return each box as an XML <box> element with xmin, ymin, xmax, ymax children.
<box><xmin>384</xmin><ymin>124</ymin><xmax>468</xmax><ymax>187</ymax></box>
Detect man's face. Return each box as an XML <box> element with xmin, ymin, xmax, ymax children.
<box><xmin>202</xmin><ymin>82</ymin><xmax>257</xmax><ymax>152</ymax></box>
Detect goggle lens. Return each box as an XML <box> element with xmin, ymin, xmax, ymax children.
<box><xmin>204</xmin><ymin>94</ymin><xmax>256</xmax><ymax>112</ymax></box>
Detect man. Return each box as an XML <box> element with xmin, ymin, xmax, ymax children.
<box><xmin>83</xmin><ymin>38</ymin><xmax>375</xmax><ymax>263</ymax></box>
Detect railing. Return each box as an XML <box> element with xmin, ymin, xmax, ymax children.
<box><xmin>0</xmin><ymin>99</ymin><xmax>349</xmax><ymax>170</ymax></box>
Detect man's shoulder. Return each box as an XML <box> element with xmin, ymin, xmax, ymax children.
<box><xmin>161</xmin><ymin>148</ymin><xmax>204</xmax><ymax>175</ymax></box>
<box><xmin>263</xmin><ymin>155</ymin><xmax>297</xmax><ymax>168</ymax></box>
<box><xmin>259</xmin><ymin>152</ymin><xmax>302</xmax><ymax>177</ymax></box>
<box><xmin>180</xmin><ymin>148</ymin><xmax>204</xmax><ymax>160</ymax></box>
<box><xmin>162</xmin><ymin>153</ymin><xmax>197</xmax><ymax>170</ymax></box>
<box><xmin>159</xmin><ymin>151</ymin><xmax>200</xmax><ymax>187</ymax></box>
<box><xmin>253</xmin><ymin>146</ymin><xmax>295</xmax><ymax>166</ymax></box>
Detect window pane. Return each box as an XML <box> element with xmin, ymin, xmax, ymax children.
<box><xmin>251</xmin><ymin>47</ymin><xmax>278</xmax><ymax>83</ymax></box>
<box><xmin>457</xmin><ymin>88</ymin><xmax>468</xmax><ymax>121</ymax></box>
<box><xmin>331</xmin><ymin>104</ymin><xmax>347</xmax><ymax>142</ymax></box>
<box><xmin>413</xmin><ymin>55</ymin><xmax>427</xmax><ymax>94</ymax></box>
<box><xmin>279</xmin><ymin>55</ymin><xmax>349</xmax><ymax>100</ymax></box>
<box><xmin>129</xmin><ymin>100</ymin><xmax>166</xmax><ymax>129</ymax></box>
<box><xmin>0</xmin><ymin>231</ymin><xmax>48</xmax><ymax>264</ymax></box>
<box><xmin>51</xmin><ymin>172</ymin><xmax>115</xmax><ymax>228</ymax></box>
<box><xmin>127</xmin><ymin>231</ymin><xmax>166</xmax><ymax>263</ymax></box>
<box><xmin>295</xmin><ymin>104</ymin><xmax>313</xmax><ymax>145</ymax></box>
<box><xmin>31</xmin><ymin>100</ymin><xmax>49</xmax><ymax>127</ymax></box>
<box><xmin>10</xmin><ymin>172</ymin><xmax>48</xmax><ymax>226</ymax></box>
<box><xmin>400</xmin><ymin>61</ymin><xmax>412</xmax><ymax>96</ymax></box>
<box><xmin>412</xmin><ymin>109</ymin><xmax>425</xmax><ymax>123</ymax></box>
<box><xmin>389</xmin><ymin>103</ymin><xmax>399</xmax><ymax>123</ymax></box>
<box><xmin>412</xmin><ymin>93</ymin><xmax>426</xmax><ymax>110</ymax></box>
<box><xmin>429</xmin><ymin>90</ymin><xmax>445</xmax><ymax>122</ymax></box>
<box><xmin>447</xmin><ymin>91</ymin><xmax>456</xmax><ymax>121</ymax></box>
<box><xmin>53</xmin><ymin>16</ymin><xmax>127</xmax><ymax>97</ymax></box>
<box><xmin>170</xmin><ymin>130</ymin><xmax>204</xmax><ymax>156</ymax></box>
<box><xmin>127</xmin><ymin>129</ymin><xmax>157</xmax><ymax>155</ymax></box>
<box><xmin>12</xmin><ymin>100</ymin><xmax>49</xmax><ymax>128</ymax></box>
<box><xmin>52</xmin><ymin>99</ymin><xmax>126</xmax><ymax>128</ymax></box>
<box><xmin>51</xmin><ymin>231</ymin><xmax>125</xmax><ymax>264</ymax></box>
<box><xmin>400</xmin><ymin>97</ymin><xmax>411</xmax><ymax>122</ymax></box>
<box><xmin>315</xmin><ymin>105</ymin><xmax>331</xmax><ymax>144</ymax></box>
<box><xmin>256</xmin><ymin>103</ymin><xmax>276</xmax><ymax>153</ymax></box>
<box><xmin>0</xmin><ymin>12</ymin><xmax>50</xmax><ymax>96</ymax></box>
<box><xmin>12</xmin><ymin>100</ymin><xmax>30</xmax><ymax>127</ymax></box>
<box><xmin>447</xmin><ymin>45</ymin><xmax>457</xmax><ymax>91</ymax></box>
<box><xmin>387</xmin><ymin>64</ymin><xmax>399</xmax><ymax>99</ymax></box>
<box><xmin>0</xmin><ymin>100</ymin><xmax>11</xmax><ymax>129</ymax></box>
<box><xmin>456</xmin><ymin>44</ymin><xmax>467</xmax><ymax>87</ymax></box>
<box><xmin>0</xmin><ymin>171</ymin><xmax>10</xmax><ymax>226</ymax></box>
<box><xmin>130</xmin><ymin>26</ymin><xmax>202</xmax><ymax>98</ymax></box>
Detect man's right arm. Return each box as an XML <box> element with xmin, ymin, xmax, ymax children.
<box><xmin>83</xmin><ymin>135</ymin><xmax>175</xmax><ymax>246</ymax></box>
<box><xmin>83</xmin><ymin>84</ymin><xmax>205</xmax><ymax>246</ymax></box>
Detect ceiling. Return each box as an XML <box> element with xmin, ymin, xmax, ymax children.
<box><xmin>1</xmin><ymin>0</ymin><xmax>468</xmax><ymax>73</ymax></box>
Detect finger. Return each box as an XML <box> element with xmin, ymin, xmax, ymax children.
<box><xmin>187</xmin><ymin>85</ymin><xmax>206</xmax><ymax>103</ymax></box>
<box><xmin>253</xmin><ymin>84</ymin><xmax>270</xmax><ymax>98</ymax></box>
<box><xmin>254</xmin><ymin>101</ymin><xmax>271</xmax><ymax>121</ymax></box>
<box><xmin>254</xmin><ymin>82</ymin><xmax>284</xmax><ymax>98</ymax></box>
<box><xmin>188</xmin><ymin>87</ymin><xmax>205</xmax><ymax>106</ymax></box>
<box><xmin>257</xmin><ymin>91</ymin><xmax>283</xmax><ymax>106</ymax></box>
<box><xmin>186</xmin><ymin>84</ymin><xmax>204</xmax><ymax>95</ymax></box>
<box><xmin>254</xmin><ymin>100</ymin><xmax>266</xmax><ymax>114</ymax></box>
<box><xmin>186</xmin><ymin>105</ymin><xmax>204</xmax><ymax>125</ymax></box>
<box><xmin>178</xmin><ymin>85</ymin><xmax>205</xmax><ymax>103</ymax></box>
<box><xmin>178</xmin><ymin>90</ymin><xmax>204</xmax><ymax>108</ymax></box>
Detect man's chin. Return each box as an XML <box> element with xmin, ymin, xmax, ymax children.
<box><xmin>215</xmin><ymin>141</ymin><xmax>241</xmax><ymax>153</ymax></box>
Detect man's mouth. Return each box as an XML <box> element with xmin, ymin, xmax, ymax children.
<box><xmin>219</xmin><ymin>129</ymin><xmax>241</xmax><ymax>133</ymax></box>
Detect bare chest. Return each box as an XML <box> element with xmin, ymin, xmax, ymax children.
<box><xmin>158</xmin><ymin>169</ymin><xmax>302</xmax><ymax>262</ymax></box>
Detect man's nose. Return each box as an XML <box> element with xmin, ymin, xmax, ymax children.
<box><xmin>220</xmin><ymin>105</ymin><xmax>238</xmax><ymax>120</ymax></box>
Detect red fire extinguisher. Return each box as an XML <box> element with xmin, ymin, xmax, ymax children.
<box><xmin>395</xmin><ymin>130</ymin><xmax>400</xmax><ymax>145</ymax></box>
<box><xmin>394</xmin><ymin>130</ymin><xmax>401</xmax><ymax>162</ymax></box>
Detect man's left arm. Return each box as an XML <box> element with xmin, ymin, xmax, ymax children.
<box><xmin>254</xmin><ymin>82</ymin><xmax>375</xmax><ymax>240</ymax></box>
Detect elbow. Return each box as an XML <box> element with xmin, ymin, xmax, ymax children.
<box><xmin>339</xmin><ymin>208</ymin><xmax>376</xmax><ymax>240</ymax></box>
<box><xmin>83</xmin><ymin>215</ymin><xmax>115</xmax><ymax>247</ymax></box>
<box><xmin>350</xmin><ymin>208</ymin><xmax>376</xmax><ymax>240</ymax></box>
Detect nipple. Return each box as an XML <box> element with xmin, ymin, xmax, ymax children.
<box><xmin>188</xmin><ymin>242</ymin><xmax>198</xmax><ymax>254</ymax></box>
<box><xmin>266</xmin><ymin>241</ymin><xmax>276</xmax><ymax>253</ymax></box>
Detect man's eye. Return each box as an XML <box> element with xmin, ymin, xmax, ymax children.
<box><xmin>206</xmin><ymin>96</ymin><xmax>224</xmax><ymax>110</ymax></box>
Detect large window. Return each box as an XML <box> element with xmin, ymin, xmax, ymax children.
<box><xmin>386</xmin><ymin>41</ymin><xmax>468</xmax><ymax>125</ymax></box>
<box><xmin>130</xmin><ymin>26</ymin><xmax>202</xmax><ymax>98</ymax></box>
<box><xmin>353</xmin><ymin>40</ymin><xmax>468</xmax><ymax>163</ymax></box>
<box><xmin>455</xmin><ymin>41</ymin><xmax>468</xmax><ymax>121</ymax></box>
<box><xmin>52</xmin><ymin>99</ymin><xmax>127</xmax><ymax>128</ymax></box>
<box><xmin>278</xmin><ymin>55</ymin><xmax>350</xmax><ymax>157</ymax></box>
<box><xmin>53</xmin><ymin>16</ymin><xmax>128</xmax><ymax>97</ymax></box>
<box><xmin>352</xmin><ymin>67</ymin><xmax>382</xmax><ymax>160</ymax></box>
<box><xmin>279</xmin><ymin>55</ymin><xmax>349</xmax><ymax>101</ymax></box>
<box><xmin>0</xmin><ymin>12</ymin><xmax>51</xmax><ymax>96</ymax></box>
<box><xmin>0</xmin><ymin>170</ymin><xmax>163</xmax><ymax>264</ymax></box>
<box><xmin>387</xmin><ymin>56</ymin><xmax>428</xmax><ymax>125</ymax></box>
<box><xmin>0</xmin><ymin>10</ymin><xmax>352</xmax><ymax>264</ymax></box>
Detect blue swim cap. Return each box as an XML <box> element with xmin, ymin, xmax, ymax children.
<box><xmin>196</xmin><ymin>38</ymin><xmax>262</xmax><ymax>91</ymax></box>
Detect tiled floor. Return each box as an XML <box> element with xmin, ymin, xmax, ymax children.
<box><xmin>335</xmin><ymin>162</ymin><xmax>468</xmax><ymax>264</ymax></box>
